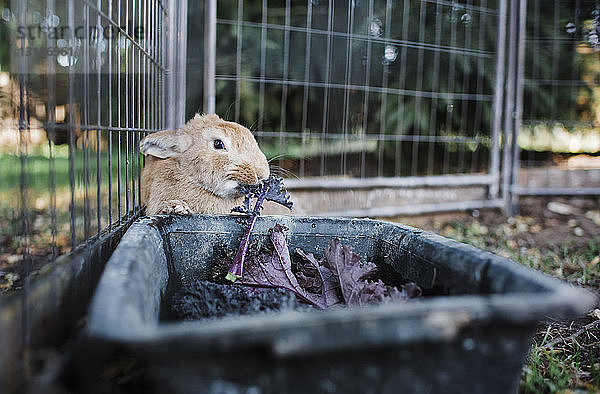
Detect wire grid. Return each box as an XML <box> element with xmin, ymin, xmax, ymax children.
<box><xmin>518</xmin><ymin>0</ymin><xmax>600</xmax><ymax>194</ymax></box>
<box><xmin>210</xmin><ymin>0</ymin><xmax>500</xmax><ymax>179</ymax></box>
<box><xmin>0</xmin><ymin>0</ymin><xmax>168</xmax><ymax>322</ymax></box>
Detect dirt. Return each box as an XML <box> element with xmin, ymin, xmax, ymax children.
<box><xmin>170</xmin><ymin>280</ymin><xmax>300</xmax><ymax>320</ymax></box>
<box><xmin>510</xmin><ymin>197</ymin><xmax>600</xmax><ymax>247</ymax></box>
<box><xmin>0</xmin><ymin>208</ymin><xmax>71</xmax><ymax>296</ymax></box>
<box><xmin>394</xmin><ymin>196</ymin><xmax>600</xmax><ymax>251</ymax></box>
<box><xmin>0</xmin><ymin>245</ymin><xmax>64</xmax><ymax>296</ymax></box>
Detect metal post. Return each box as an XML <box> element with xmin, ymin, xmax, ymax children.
<box><xmin>166</xmin><ymin>0</ymin><xmax>188</xmax><ymax>128</ymax></box>
<box><xmin>166</xmin><ymin>0</ymin><xmax>176</xmax><ymax>128</ymax></box>
<box><xmin>204</xmin><ymin>0</ymin><xmax>216</xmax><ymax>114</ymax></box>
<box><xmin>489</xmin><ymin>0</ymin><xmax>507</xmax><ymax>199</ymax></box>
<box><xmin>17</xmin><ymin>0</ymin><xmax>31</xmax><ymax>357</ymax></box>
<box><xmin>511</xmin><ymin>0</ymin><xmax>528</xmax><ymax>210</ymax></box>
<box><xmin>502</xmin><ymin>0</ymin><xmax>518</xmax><ymax>215</ymax></box>
<box><xmin>177</xmin><ymin>0</ymin><xmax>188</xmax><ymax>125</ymax></box>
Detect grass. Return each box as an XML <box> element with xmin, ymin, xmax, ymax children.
<box><xmin>0</xmin><ymin>147</ymin><xmax>142</xmax><ymax>217</ymax></box>
<box><xmin>446</xmin><ymin>220</ymin><xmax>600</xmax><ymax>286</ymax></box>
<box><xmin>0</xmin><ymin>145</ymin><xmax>139</xmax><ymax>192</ymax></box>
<box><xmin>0</xmin><ymin>147</ymin><xmax>144</xmax><ymax>287</ymax></box>
<box><xmin>521</xmin><ymin>343</ymin><xmax>582</xmax><ymax>393</ymax></box>
<box><xmin>520</xmin><ymin>307</ymin><xmax>600</xmax><ymax>393</ymax></box>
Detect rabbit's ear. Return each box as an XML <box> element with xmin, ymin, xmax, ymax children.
<box><xmin>193</xmin><ymin>113</ymin><xmax>221</xmax><ymax>123</ymax></box>
<box><xmin>140</xmin><ymin>129</ymin><xmax>193</xmax><ymax>159</ymax></box>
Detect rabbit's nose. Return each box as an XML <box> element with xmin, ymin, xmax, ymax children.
<box><xmin>257</xmin><ymin>165</ymin><xmax>270</xmax><ymax>182</ymax></box>
<box><xmin>235</xmin><ymin>162</ymin><xmax>265</xmax><ymax>185</ymax></box>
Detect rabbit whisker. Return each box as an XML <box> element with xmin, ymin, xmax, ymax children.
<box><xmin>247</xmin><ymin>118</ymin><xmax>259</xmax><ymax>131</ymax></box>
<box><xmin>267</xmin><ymin>154</ymin><xmax>289</xmax><ymax>163</ymax></box>
<box><xmin>269</xmin><ymin>164</ymin><xmax>299</xmax><ymax>180</ymax></box>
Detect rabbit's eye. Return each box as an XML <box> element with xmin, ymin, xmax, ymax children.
<box><xmin>213</xmin><ymin>139</ymin><xmax>226</xmax><ymax>150</ymax></box>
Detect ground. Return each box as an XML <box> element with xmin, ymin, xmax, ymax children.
<box><xmin>393</xmin><ymin>196</ymin><xmax>600</xmax><ymax>393</ymax></box>
<box><xmin>2</xmin><ymin>195</ymin><xmax>599</xmax><ymax>391</ymax></box>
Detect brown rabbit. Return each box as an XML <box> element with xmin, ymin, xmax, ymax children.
<box><xmin>140</xmin><ymin>113</ymin><xmax>270</xmax><ymax>215</ymax></box>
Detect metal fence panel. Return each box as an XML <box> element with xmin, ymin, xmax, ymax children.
<box><xmin>514</xmin><ymin>0</ymin><xmax>600</xmax><ymax>200</ymax></box>
<box><xmin>0</xmin><ymin>0</ymin><xmax>186</xmax><ymax>388</ymax></box>
<box><xmin>196</xmin><ymin>0</ymin><xmax>508</xmax><ymax>216</ymax></box>
<box><xmin>202</xmin><ymin>0</ymin><xmax>501</xmax><ymax>177</ymax></box>
<box><xmin>197</xmin><ymin>0</ymin><xmax>600</xmax><ymax>214</ymax></box>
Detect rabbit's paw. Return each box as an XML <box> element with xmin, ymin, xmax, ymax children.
<box><xmin>160</xmin><ymin>200</ymin><xmax>192</xmax><ymax>215</ymax></box>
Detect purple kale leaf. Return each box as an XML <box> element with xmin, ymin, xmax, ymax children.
<box><xmin>349</xmin><ymin>279</ymin><xmax>422</xmax><ymax>305</ymax></box>
<box><xmin>291</xmin><ymin>250</ymin><xmax>323</xmax><ymax>294</ymax></box>
<box><xmin>295</xmin><ymin>249</ymin><xmax>342</xmax><ymax>308</ymax></box>
<box><xmin>230</xmin><ymin>225</ymin><xmax>421</xmax><ymax>309</ymax></box>
<box><xmin>239</xmin><ymin>224</ymin><xmax>325</xmax><ymax>308</ymax></box>
<box><xmin>322</xmin><ymin>238</ymin><xmax>378</xmax><ymax>305</ymax></box>
<box><xmin>231</xmin><ymin>176</ymin><xmax>293</xmax><ymax>216</ymax></box>
<box><xmin>226</xmin><ymin>176</ymin><xmax>293</xmax><ymax>283</ymax></box>
<box><xmin>261</xmin><ymin>178</ymin><xmax>293</xmax><ymax>211</ymax></box>
<box><xmin>294</xmin><ymin>238</ymin><xmax>421</xmax><ymax>307</ymax></box>
<box><xmin>319</xmin><ymin>238</ymin><xmax>422</xmax><ymax>306</ymax></box>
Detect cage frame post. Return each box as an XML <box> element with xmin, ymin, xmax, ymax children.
<box><xmin>204</xmin><ymin>0</ymin><xmax>217</xmax><ymax>115</ymax></box>
<box><xmin>510</xmin><ymin>0</ymin><xmax>527</xmax><ymax>209</ymax></box>
<box><xmin>166</xmin><ymin>0</ymin><xmax>188</xmax><ymax>128</ymax></box>
<box><xmin>503</xmin><ymin>0</ymin><xmax>527</xmax><ymax>215</ymax></box>
<box><xmin>489</xmin><ymin>0</ymin><xmax>507</xmax><ymax>200</ymax></box>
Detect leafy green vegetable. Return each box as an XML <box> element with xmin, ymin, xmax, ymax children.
<box><xmin>226</xmin><ymin>176</ymin><xmax>293</xmax><ymax>282</ymax></box>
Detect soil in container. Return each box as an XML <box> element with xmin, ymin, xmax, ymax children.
<box><xmin>166</xmin><ymin>223</ymin><xmax>422</xmax><ymax>321</ymax></box>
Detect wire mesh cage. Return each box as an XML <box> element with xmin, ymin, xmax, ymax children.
<box><xmin>1</xmin><ymin>0</ymin><xmax>600</xmax><ymax>389</ymax></box>
<box><xmin>188</xmin><ymin>0</ymin><xmax>600</xmax><ymax>211</ymax></box>
<box><xmin>0</xmin><ymin>0</ymin><xmax>186</xmax><ymax>388</ymax></box>
<box><xmin>196</xmin><ymin>0</ymin><xmax>502</xmax><ymax>181</ymax></box>
<box><xmin>0</xmin><ymin>0</ymin><xmax>179</xmax><ymax>295</ymax></box>
<box><xmin>183</xmin><ymin>0</ymin><xmax>512</xmax><ymax>218</ymax></box>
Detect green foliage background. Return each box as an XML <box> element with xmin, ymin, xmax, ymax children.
<box><xmin>186</xmin><ymin>0</ymin><xmax>600</xmax><ymax>173</ymax></box>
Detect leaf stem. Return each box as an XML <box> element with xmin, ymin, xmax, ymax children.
<box><xmin>226</xmin><ymin>194</ymin><xmax>266</xmax><ymax>282</ymax></box>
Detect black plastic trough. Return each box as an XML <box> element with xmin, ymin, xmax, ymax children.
<box><xmin>85</xmin><ymin>215</ymin><xmax>595</xmax><ymax>393</ymax></box>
